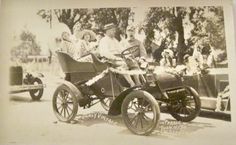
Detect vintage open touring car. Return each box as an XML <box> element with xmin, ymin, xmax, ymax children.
<box><xmin>52</xmin><ymin>47</ymin><xmax>201</xmax><ymax>135</ymax></box>
<box><xmin>9</xmin><ymin>66</ymin><xmax>45</xmax><ymax>100</ymax></box>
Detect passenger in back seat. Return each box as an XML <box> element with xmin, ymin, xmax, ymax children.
<box><xmin>74</xmin><ymin>29</ymin><xmax>97</xmax><ymax>62</ymax></box>
<box><xmin>60</xmin><ymin>31</ymin><xmax>77</xmax><ymax>59</ymax></box>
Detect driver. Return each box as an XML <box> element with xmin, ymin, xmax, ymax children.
<box><xmin>121</xmin><ymin>25</ymin><xmax>147</xmax><ymax>58</ymax></box>
<box><xmin>120</xmin><ymin>25</ymin><xmax>148</xmax><ymax>85</ymax></box>
<box><xmin>99</xmin><ymin>23</ymin><xmax>136</xmax><ymax>87</ymax></box>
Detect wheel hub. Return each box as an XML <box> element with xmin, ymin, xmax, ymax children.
<box><xmin>137</xmin><ymin>108</ymin><xmax>143</xmax><ymax>113</ymax></box>
<box><xmin>62</xmin><ymin>101</ymin><xmax>68</xmax><ymax>107</ymax></box>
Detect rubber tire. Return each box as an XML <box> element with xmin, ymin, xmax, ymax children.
<box><xmin>168</xmin><ymin>87</ymin><xmax>201</xmax><ymax>122</ymax></box>
<box><xmin>121</xmin><ymin>90</ymin><xmax>160</xmax><ymax>135</ymax></box>
<box><xmin>29</xmin><ymin>78</ymin><xmax>43</xmax><ymax>101</ymax></box>
<box><xmin>52</xmin><ymin>84</ymin><xmax>78</xmax><ymax>123</ymax></box>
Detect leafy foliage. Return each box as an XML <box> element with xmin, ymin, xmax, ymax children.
<box><xmin>38</xmin><ymin>9</ymin><xmax>93</xmax><ymax>34</ymax></box>
<box><xmin>93</xmin><ymin>8</ymin><xmax>131</xmax><ymax>30</ymax></box>
<box><xmin>92</xmin><ymin>8</ymin><xmax>131</xmax><ymax>40</ymax></box>
<box><xmin>37</xmin><ymin>8</ymin><xmax>131</xmax><ymax>37</ymax></box>
<box><xmin>144</xmin><ymin>6</ymin><xmax>226</xmax><ymax>64</ymax></box>
<box><xmin>11</xmin><ymin>30</ymin><xmax>41</xmax><ymax>62</ymax></box>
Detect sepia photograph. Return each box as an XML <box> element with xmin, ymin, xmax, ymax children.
<box><xmin>0</xmin><ymin>0</ymin><xmax>236</xmax><ymax>145</ymax></box>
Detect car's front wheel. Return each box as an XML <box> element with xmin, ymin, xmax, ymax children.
<box><xmin>52</xmin><ymin>84</ymin><xmax>78</xmax><ymax>122</ymax></box>
<box><xmin>121</xmin><ymin>90</ymin><xmax>160</xmax><ymax>135</ymax></box>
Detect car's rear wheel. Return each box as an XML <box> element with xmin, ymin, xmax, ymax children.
<box><xmin>121</xmin><ymin>90</ymin><xmax>160</xmax><ymax>135</ymax></box>
<box><xmin>168</xmin><ymin>87</ymin><xmax>201</xmax><ymax>122</ymax></box>
<box><xmin>52</xmin><ymin>84</ymin><xmax>78</xmax><ymax>122</ymax></box>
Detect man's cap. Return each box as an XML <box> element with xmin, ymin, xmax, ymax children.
<box><xmin>96</xmin><ymin>30</ymin><xmax>104</xmax><ymax>36</ymax></box>
<box><xmin>104</xmin><ymin>23</ymin><xmax>116</xmax><ymax>31</ymax></box>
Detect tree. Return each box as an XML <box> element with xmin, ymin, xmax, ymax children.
<box><xmin>189</xmin><ymin>7</ymin><xmax>226</xmax><ymax>51</ymax></box>
<box><xmin>37</xmin><ymin>8</ymin><xmax>131</xmax><ymax>38</ymax></box>
<box><xmin>93</xmin><ymin>8</ymin><xmax>131</xmax><ymax>30</ymax></box>
<box><xmin>92</xmin><ymin>8</ymin><xmax>131</xmax><ymax>41</ymax></box>
<box><xmin>11</xmin><ymin>30</ymin><xmax>41</xmax><ymax>62</ymax></box>
<box><xmin>144</xmin><ymin>6</ymin><xmax>226</xmax><ymax>64</ymax></box>
<box><xmin>37</xmin><ymin>9</ymin><xmax>93</xmax><ymax>34</ymax></box>
<box><xmin>145</xmin><ymin>7</ymin><xmax>189</xmax><ymax>64</ymax></box>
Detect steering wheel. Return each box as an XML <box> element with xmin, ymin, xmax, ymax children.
<box><xmin>121</xmin><ymin>45</ymin><xmax>140</xmax><ymax>58</ymax></box>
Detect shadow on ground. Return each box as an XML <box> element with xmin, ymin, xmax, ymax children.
<box><xmin>199</xmin><ymin>110</ymin><xmax>231</xmax><ymax>121</ymax></box>
<box><xmin>9</xmin><ymin>95</ymin><xmax>49</xmax><ymax>103</ymax></box>
<box><xmin>54</xmin><ymin>111</ymin><xmax>215</xmax><ymax>138</ymax></box>
<box><xmin>161</xmin><ymin>106</ymin><xmax>231</xmax><ymax>122</ymax></box>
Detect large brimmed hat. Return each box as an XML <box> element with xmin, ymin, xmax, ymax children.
<box><xmin>77</xmin><ymin>29</ymin><xmax>96</xmax><ymax>41</ymax></box>
<box><xmin>104</xmin><ymin>23</ymin><xmax>116</xmax><ymax>31</ymax></box>
<box><xmin>95</xmin><ymin>30</ymin><xmax>104</xmax><ymax>36</ymax></box>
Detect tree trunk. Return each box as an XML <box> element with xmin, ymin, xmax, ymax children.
<box><xmin>68</xmin><ymin>24</ymin><xmax>74</xmax><ymax>34</ymax></box>
<box><xmin>175</xmin><ymin>9</ymin><xmax>187</xmax><ymax>64</ymax></box>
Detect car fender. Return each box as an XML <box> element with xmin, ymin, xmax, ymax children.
<box><xmin>185</xmin><ymin>86</ymin><xmax>200</xmax><ymax>97</ymax></box>
<box><xmin>108</xmin><ymin>86</ymin><xmax>141</xmax><ymax>116</ymax></box>
<box><xmin>184</xmin><ymin>86</ymin><xmax>201</xmax><ymax>109</ymax></box>
<box><xmin>57</xmin><ymin>80</ymin><xmax>85</xmax><ymax>104</ymax></box>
